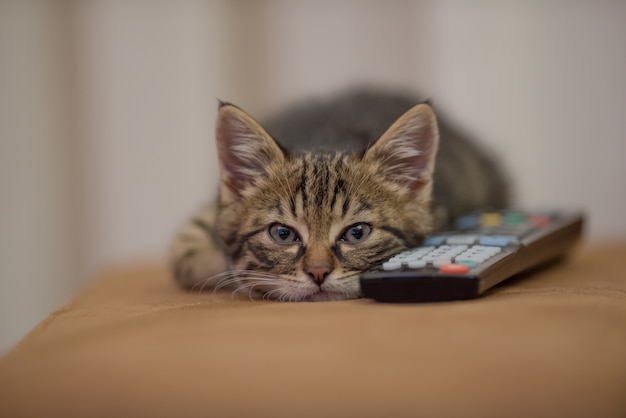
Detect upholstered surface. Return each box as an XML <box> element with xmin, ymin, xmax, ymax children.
<box><xmin>1</xmin><ymin>245</ymin><xmax>625</xmax><ymax>417</ymax></box>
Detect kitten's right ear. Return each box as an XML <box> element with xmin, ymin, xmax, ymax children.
<box><xmin>215</xmin><ymin>103</ymin><xmax>287</xmax><ymax>199</ymax></box>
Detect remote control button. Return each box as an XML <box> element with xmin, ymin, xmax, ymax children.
<box><xmin>480</xmin><ymin>213</ymin><xmax>503</xmax><ymax>227</ymax></box>
<box><xmin>382</xmin><ymin>261</ymin><xmax>402</xmax><ymax>271</ymax></box>
<box><xmin>439</xmin><ymin>264</ymin><xmax>470</xmax><ymax>274</ymax></box>
<box><xmin>457</xmin><ymin>255</ymin><xmax>487</xmax><ymax>264</ymax></box>
<box><xmin>472</xmin><ymin>245</ymin><xmax>502</xmax><ymax>252</ymax></box>
<box><xmin>421</xmin><ymin>245</ymin><xmax>469</xmax><ymax>263</ymax></box>
<box><xmin>530</xmin><ymin>214</ymin><xmax>551</xmax><ymax>227</ymax></box>
<box><xmin>456</xmin><ymin>245</ymin><xmax>501</xmax><ymax>264</ymax></box>
<box><xmin>479</xmin><ymin>235</ymin><xmax>518</xmax><ymax>247</ymax></box>
<box><xmin>447</xmin><ymin>235</ymin><xmax>479</xmax><ymax>245</ymax></box>
<box><xmin>432</xmin><ymin>258</ymin><xmax>452</xmax><ymax>267</ymax></box>
<box><xmin>405</xmin><ymin>246</ymin><xmax>436</xmax><ymax>256</ymax></box>
<box><xmin>423</xmin><ymin>235</ymin><xmax>448</xmax><ymax>246</ymax></box>
<box><xmin>455</xmin><ymin>215</ymin><xmax>480</xmax><ymax>230</ymax></box>
<box><xmin>457</xmin><ymin>259</ymin><xmax>478</xmax><ymax>268</ymax></box>
<box><xmin>407</xmin><ymin>260</ymin><xmax>427</xmax><ymax>269</ymax></box>
<box><xmin>390</xmin><ymin>246</ymin><xmax>436</xmax><ymax>263</ymax></box>
<box><xmin>504</xmin><ymin>212</ymin><xmax>527</xmax><ymax>225</ymax></box>
<box><xmin>389</xmin><ymin>254</ymin><xmax>413</xmax><ymax>262</ymax></box>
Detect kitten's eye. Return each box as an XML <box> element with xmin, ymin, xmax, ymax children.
<box><xmin>268</xmin><ymin>224</ymin><xmax>300</xmax><ymax>245</ymax></box>
<box><xmin>340</xmin><ymin>223</ymin><xmax>372</xmax><ymax>243</ymax></box>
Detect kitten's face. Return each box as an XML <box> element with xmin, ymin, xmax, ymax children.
<box><xmin>215</xmin><ymin>103</ymin><xmax>439</xmax><ymax>301</ymax></box>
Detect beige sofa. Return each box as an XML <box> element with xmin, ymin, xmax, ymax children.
<box><xmin>1</xmin><ymin>244</ymin><xmax>625</xmax><ymax>417</ymax></box>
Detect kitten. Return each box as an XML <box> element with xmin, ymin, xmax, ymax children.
<box><xmin>170</xmin><ymin>90</ymin><xmax>509</xmax><ymax>301</ymax></box>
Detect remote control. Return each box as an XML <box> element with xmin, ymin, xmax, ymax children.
<box><xmin>360</xmin><ymin>211</ymin><xmax>584</xmax><ymax>303</ymax></box>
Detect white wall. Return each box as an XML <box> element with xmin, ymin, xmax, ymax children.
<box><xmin>215</xmin><ymin>1</ymin><xmax>420</xmax><ymax>112</ymax></box>
<box><xmin>74</xmin><ymin>1</ymin><xmax>219</xmax><ymax>276</ymax></box>
<box><xmin>1</xmin><ymin>0</ymin><xmax>625</xmax><ymax>352</ymax></box>
<box><xmin>0</xmin><ymin>1</ymin><xmax>78</xmax><ymax>352</ymax></box>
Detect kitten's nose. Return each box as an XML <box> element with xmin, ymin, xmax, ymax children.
<box><xmin>305</xmin><ymin>264</ymin><xmax>331</xmax><ymax>286</ymax></box>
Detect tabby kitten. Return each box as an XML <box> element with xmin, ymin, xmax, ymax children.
<box><xmin>170</xmin><ymin>90</ymin><xmax>508</xmax><ymax>301</ymax></box>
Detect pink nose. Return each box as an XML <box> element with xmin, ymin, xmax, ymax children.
<box><xmin>305</xmin><ymin>265</ymin><xmax>331</xmax><ymax>286</ymax></box>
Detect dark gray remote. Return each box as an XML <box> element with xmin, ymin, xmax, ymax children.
<box><xmin>360</xmin><ymin>211</ymin><xmax>584</xmax><ymax>303</ymax></box>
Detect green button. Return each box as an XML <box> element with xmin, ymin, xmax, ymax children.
<box><xmin>504</xmin><ymin>212</ymin><xmax>527</xmax><ymax>225</ymax></box>
<box><xmin>457</xmin><ymin>259</ymin><xmax>478</xmax><ymax>268</ymax></box>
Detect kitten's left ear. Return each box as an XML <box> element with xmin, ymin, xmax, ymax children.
<box><xmin>363</xmin><ymin>103</ymin><xmax>439</xmax><ymax>194</ymax></box>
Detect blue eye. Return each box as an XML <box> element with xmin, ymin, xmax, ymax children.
<box><xmin>341</xmin><ymin>223</ymin><xmax>372</xmax><ymax>243</ymax></box>
<box><xmin>268</xmin><ymin>224</ymin><xmax>300</xmax><ymax>244</ymax></box>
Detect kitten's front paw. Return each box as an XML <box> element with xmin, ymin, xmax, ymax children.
<box><xmin>170</xmin><ymin>209</ymin><xmax>228</xmax><ymax>289</ymax></box>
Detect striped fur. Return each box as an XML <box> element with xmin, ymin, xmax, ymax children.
<box><xmin>170</xmin><ymin>90</ymin><xmax>509</xmax><ymax>301</ymax></box>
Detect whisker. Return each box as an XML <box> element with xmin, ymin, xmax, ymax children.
<box><xmin>203</xmin><ymin>269</ymin><xmax>286</xmax><ymax>301</ymax></box>
<box><xmin>264</xmin><ymin>288</ymin><xmax>283</xmax><ymax>301</ymax></box>
<box><xmin>191</xmin><ymin>269</ymin><xmax>283</xmax><ymax>295</ymax></box>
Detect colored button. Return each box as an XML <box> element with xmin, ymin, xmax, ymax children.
<box><xmin>479</xmin><ymin>235</ymin><xmax>518</xmax><ymax>247</ymax></box>
<box><xmin>439</xmin><ymin>264</ymin><xmax>470</xmax><ymax>274</ymax></box>
<box><xmin>423</xmin><ymin>235</ymin><xmax>448</xmax><ymax>246</ymax></box>
<box><xmin>504</xmin><ymin>212</ymin><xmax>527</xmax><ymax>225</ymax></box>
<box><xmin>455</xmin><ymin>215</ymin><xmax>480</xmax><ymax>230</ymax></box>
<box><xmin>480</xmin><ymin>213</ymin><xmax>503</xmax><ymax>227</ymax></box>
<box><xmin>457</xmin><ymin>259</ymin><xmax>478</xmax><ymax>268</ymax></box>
<box><xmin>447</xmin><ymin>235</ymin><xmax>479</xmax><ymax>245</ymax></box>
<box><xmin>530</xmin><ymin>214</ymin><xmax>551</xmax><ymax>227</ymax></box>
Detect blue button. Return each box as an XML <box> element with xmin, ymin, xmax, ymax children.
<box><xmin>455</xmin><ymin>215</ymin><xmax>480</xmax><ymax>230</ymax></box>
<box><xmin>479</xmin><ymin>235</ymin><xmax>518</xmax><ymax>247</ymax></box>
<box><xmin>423</xmin><ymin>235</ymin><xmax>448</xmax><ymax>246</ymax></box>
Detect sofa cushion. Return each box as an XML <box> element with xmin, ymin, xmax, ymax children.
<box><xmin>1</xmin><ymin>245</ymin><xmax>625</xmax><ymax>417</ymax></box>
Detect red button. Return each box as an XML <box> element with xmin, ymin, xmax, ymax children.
<box><xmin>530</xmin><ymin>215</ymin><xmax>551</xmax><ymax>227</ymax></box>
<box><xmin>439</xmin><ymin>264</ymin><xmax>470</xmax><ymax>274</ymax></box>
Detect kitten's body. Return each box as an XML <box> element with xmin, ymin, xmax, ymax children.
<box><xmin>170</xmin><ymin>90</ymin><xmax>509</xmax><ymax>301</ymax></box>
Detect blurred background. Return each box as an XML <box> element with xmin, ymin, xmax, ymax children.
<box><xmin>1</xmin><ymin>0</ymin><xmax>625</xmax><ymax>352</ymax></box>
